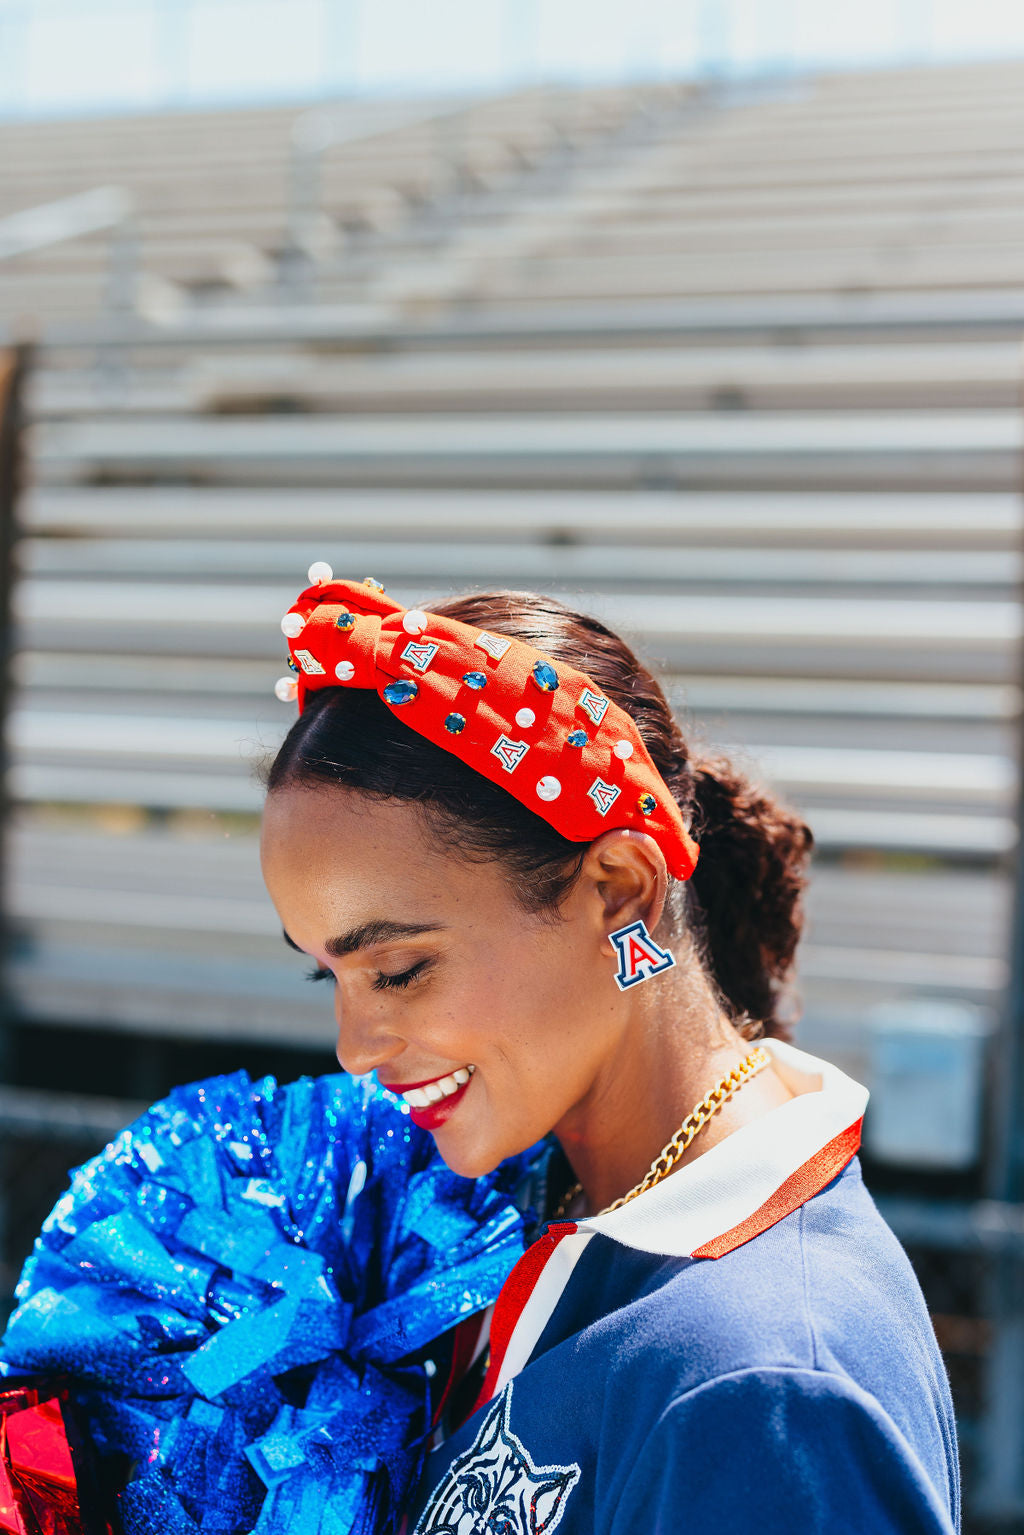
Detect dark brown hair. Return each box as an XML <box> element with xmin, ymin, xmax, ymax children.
<box><xmin>267</xmin><ymin>590</ymin><xmax>813</xmax><ymax>1039</ymax></box>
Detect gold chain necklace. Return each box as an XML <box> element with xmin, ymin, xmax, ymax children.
<box><xmin>549</xmin><ymin>1045</ymin><xmax>771</xmax><ymax>1222</ymax></box>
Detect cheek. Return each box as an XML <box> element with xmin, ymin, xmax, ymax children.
<box><xmin>462</xmin><ymin>927</ymin><xmax>573</xmax><ymax>1018</ymax></box>
<box><xmin>454</xmin><ymin>930</ymin><xmax>608</xmax><ymax>1067</ymax></box>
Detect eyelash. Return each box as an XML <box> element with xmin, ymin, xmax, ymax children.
<box><xmin>304</xmin><ymin>960</ymin><xmax>430</xmax><ymax>992</ymax></box>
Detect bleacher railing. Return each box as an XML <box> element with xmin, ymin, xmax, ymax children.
<box><xmin>0</xmin><ymin>187</ymin><xmax>137</xmax><ymax>327</ymax></box>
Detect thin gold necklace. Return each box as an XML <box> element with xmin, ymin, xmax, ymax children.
<box><xmin>549</xmin><ymin>1045</ymin><xmax>771</xmax><ymax>1222</ymax></box>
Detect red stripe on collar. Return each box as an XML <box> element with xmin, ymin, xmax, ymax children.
<box><xmin>432</xmin><ymin>1311</ymin><xmax>490</xmax><ymax>1429</ymax></box>
<box><xmin>691</xmin><ymin>1117</ymin><xmax>863</xmax><ymax>1259</ymax></box>
<box><xmin>472</xmin><ymin>1223</ymin><xmax>578</xmax><ymax>1415</ymax></box>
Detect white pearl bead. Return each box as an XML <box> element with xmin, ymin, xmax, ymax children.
<box><xmin>274</xmin><ymin>676</ymin><xmax>298</xmax><ymax>702</ymax></box>
<box><xmin>536</xmin><ymin>776</ymin><xmax>561</xmax><ymax>802</ymax></box>
<box><xmin>335</xmin><ymin>660</ymin><xmax>356</xmax><ymax>681</ymax></box>
<box><xmin>515</xmin><ymin>707</ymin><xmax>536</xmax><ymax>728</ymax></box>
<box><xmin>613</xmin><ymin>739</ymin><xmax>634</xmax><ymax>759</ymax></box>
<box><xmin>281</xmin><ymin>612</ymin><xmax>306</xmax><ymax>638</ymax></box>
<box><xmin>403</xmin><ymin>609</ymin><xmax>428</xmax><ymax>635</ymax></box>
<box><xmin>307</xmin><ymin>561</ymin><xmax>333</xmax><ymax>585</ymax></box>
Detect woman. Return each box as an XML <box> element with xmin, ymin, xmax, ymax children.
<box><xmin>1</xmin><ymin>570</ymin><xmax>958</xmax><ymax>1535</ymax></box>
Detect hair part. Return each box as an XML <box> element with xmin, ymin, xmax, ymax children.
<box><xmin>266</xmin><ymin>590</ymin><xmax>813</xmax><ymax>1040</ymax></box>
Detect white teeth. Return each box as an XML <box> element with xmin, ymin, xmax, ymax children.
<box><xmin>401</xmin><ymin>1066</ymin><xmax>474</xmax><ymax>1109</ymax></box>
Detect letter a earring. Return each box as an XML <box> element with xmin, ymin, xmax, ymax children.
<box><xmin>609</xmin><ymin>918</ymin><xmax>676</xmax><ymax>991</ymax></box>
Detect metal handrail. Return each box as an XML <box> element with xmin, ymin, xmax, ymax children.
<box><xmin>0</xmin><ymin>186</ymin><xmax>138</xmax><ymax>329</ymax></box>
<box><xmin>0</xmin><ymin>186</ymin><xmax>130</xmax><ymax>263</ymax></box>
<box><xmin>283</xmin><ymin>99</ymin><xmax>477</xmax><ymax>300</ymax></box>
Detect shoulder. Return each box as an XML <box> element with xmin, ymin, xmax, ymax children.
<box><xmin>578</xmin><ymin>1162</ymin><xmax>960</xmax><ymax>1530</ymax></box>
<box><xmin>605</xmin><ymin>1364</ymin><xmax>959</xmax><ymax>1535</ymax></box>
<box><xmin>552</xmin><ymin>1160</ymin><xmax>958</xmax><ymax>1511</ymax></box>
<box><xmin>590</xmin><ymin>1160</ymin><xmax>930</xmax><ymax>1385</ymax></box>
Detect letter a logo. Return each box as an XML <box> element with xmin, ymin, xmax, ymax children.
<box><xmin>609</xmin><ymin>920</ymin><xmax>676</xmax><ymax>990</ymax></box>
<box><xmin>401</xmin><ymin>640</ymin><xmax>439</xmax><ymax>674</ymax></box>
<box><xmin>587</xmin><ymin>777</ymin><xmax>620</xmax><ymax>817</ymax></box>
<box><xmin>491</xmin><ymin>734</ymin><xmax>529</xmax><ymax>773</ymax></box>
<box><xmin>579</xmin><ymin>688</ymin><xmax>609</xmax><ymax>726</ymax></box>
<box><xmin>293</xmin><ymin>649</ymin><xmax>325</xmax><ymax>675</ymax></box>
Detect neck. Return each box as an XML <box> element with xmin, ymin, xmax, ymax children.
<box><xmin>553</xmin><ymin>971</ymin><xmax>793</xmax><ymax>1215</ymax></box>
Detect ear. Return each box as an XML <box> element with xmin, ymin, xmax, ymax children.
<box><xmin>529</xmin><ymin>1468</ymin><xmax>580</xmax><ymax>1531</ymax></box>
<box><xmin>472</xmin><ymin>1389</ymin><xmax>509</xmax><ymax>1455</ymax></box>
<box><xmin>578</xmin><ymin>829</ymin><xmax>670</xmax><ymax>955</ymax></box>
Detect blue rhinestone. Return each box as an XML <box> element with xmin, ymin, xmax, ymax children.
<box><xmin>444</xmin><ymin>712</ymin><xmax>466</xmax><ymax>735</ymax></box>
<box><xmin>462</xmin><ymin>671</ymin><xmax>488</xmax><ymax>690</ymax></box>
<box><xmin>383</xmin><ymin>679</ymin><xmax>419</xmax><ymax>706</ymax></box>
<box><xmin>335</xmin><ymin>611</ymin><xmax>356</xmax><ymax>630</ymax></box>
<box><xmin>286</xmin><ymin>656</ymin><xmax>300</xmax><ymax>673</ymax></box>
<box><xmin>638</xmin><ymin>792</ymin><xmax>657</xmax><ymax>816</ymax></box>
<box><xmin>567</xmin><ymin>729</ymin><xmax>588</xmax><ymax>748</ymax></box>
<box><xmin>531</xmin><ymin>661</ymin><xmax>559</xmax><ymax>693</ymax></box>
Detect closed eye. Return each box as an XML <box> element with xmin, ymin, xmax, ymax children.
<box><xmin>305</xmin><ymin>960</ymin><xmax>431</xmax><ymax>990</ymax></box>
<box><xmin>373</xmin><ymin>959</ymin><xmax>430</xmax><ymax>992</ymax></box>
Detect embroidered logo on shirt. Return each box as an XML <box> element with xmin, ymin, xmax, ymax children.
<box><xmin>415</xmin><ymin>1382</ymin><xmax>580</xmax><ymax>1535</ymax></box>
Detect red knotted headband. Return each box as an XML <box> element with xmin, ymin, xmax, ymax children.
<box><xmin>275</xmin><ymin>568</ymin><xmax>700</xmax><ymax>881</ymax></box>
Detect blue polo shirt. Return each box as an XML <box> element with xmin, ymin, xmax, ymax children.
<box><xmin>407</xmin><ymin>1043</ymin><xmax>959</xmax><ymax>1535</ymax></box>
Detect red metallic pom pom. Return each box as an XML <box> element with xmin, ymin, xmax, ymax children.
<box><xmin>0</xmin><ymin>1383</ymin><xmax>116</xmax><ymax>1535</ymax></box>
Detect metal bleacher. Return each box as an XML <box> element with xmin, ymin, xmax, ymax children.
<box><xmin>1</xmin><ymin>60</ymin><xmax>1022</xmax><ymax>1110</ymax></box>
<box><xmin>6</xmin><ymin>56</ymin><xmax>1024</xmax><ymax>1521</ymax></box>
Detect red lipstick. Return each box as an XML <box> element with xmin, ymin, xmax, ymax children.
<box><xmin>378</xmin><ymin>1069</ymin><xmax>474</xmax><ymax>1132</ymax></box>
<box><xmin>405</xmin><ymin>1076</ymin><xmax>472</xmax><ymax>1131</ymax></box>
<box><xmin>379</xmin><ymin>1072</ymin><xmax>455</xmax><ymax>1092</ymax></box>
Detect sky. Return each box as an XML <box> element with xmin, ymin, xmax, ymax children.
<box><xmin>2</xmin><ymin>0</ymin><xmax>1024</xmax><ymax>119</ymax></box>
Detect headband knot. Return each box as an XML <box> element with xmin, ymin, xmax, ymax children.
<box><xmin>276</xmin><ymin>569</ymin><xmax>700</xmax><ymax>881</ymax></box>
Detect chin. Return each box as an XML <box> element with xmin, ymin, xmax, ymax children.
<box><xmin>433</xmin><ymin>1117</ymin><xmax>539</xmax><ymax>1180</ymax></box>
<box><xmin>433</xmin><ymin>1136</ymin><xmax>504</xmax><ymax>1180</ymax></box>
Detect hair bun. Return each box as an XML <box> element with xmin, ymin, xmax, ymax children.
<box><xmin>686</xmin><ymin>752</ymin><xmax>813</xmax><ymax>1040</ymax></box>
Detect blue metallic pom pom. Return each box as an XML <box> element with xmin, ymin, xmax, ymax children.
<box><xmin>0</xmin><ymin>1071</ymin><xmax>547</xmax><ymax>1535</ymax></box>
<box><xmin>462</xmin><ymin>671</ymin><xmax>488</xmax><ymax>690</ymax></box>
<box><xmin>530</xmin><ymin>661</ymin><xmax>559</xmax><ymax>693</ymax></box>
<box><xmin>444</xmin><ymin>713</ymin><xmax>466</xmax><ymax>735</ymax></box>
<box><xmin>383</xmin><ymin>679</ymin><xmax>418</xmax><ymax>706</ymax></box>
<box><xmin>566</xmin><ymin>729</ymin><xmax>588</xmax><ymax>748</ymax></box>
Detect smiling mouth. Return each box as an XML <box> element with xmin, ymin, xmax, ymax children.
<box><xmin>384</xmin><ymin>1065</ymin><xmax>475</xmax><ymax>1109</ymax></box>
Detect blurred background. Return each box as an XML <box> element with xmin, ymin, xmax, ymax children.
<box><xmin>1</xmin><ymin>1</ymin><xmax>1024</xmax><ymax>1527</ymax></box>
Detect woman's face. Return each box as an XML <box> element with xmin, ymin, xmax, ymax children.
<box><xmin>259</xmin><ymin>783</ymin><xmax>632</xmax><ymax>1177</ymax></box>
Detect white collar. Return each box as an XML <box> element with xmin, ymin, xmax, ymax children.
<box><xmin>479</xmin><ymin>1040</ymin><xmax>869</xmax><ymax>1405</ymax></box>
<box><xmin>575</xmin><ymin>1038</ymin><xmax>868</xmax><ymax>1258</ymax></box>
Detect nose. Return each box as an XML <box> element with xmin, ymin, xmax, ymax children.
<box><xmin>333</xmin><ymin>991</ymin><xmax>405</xmax><ymax>1078</ymax></box>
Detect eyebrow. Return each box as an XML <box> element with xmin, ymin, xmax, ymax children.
<box><xmin>282</xmin><ymin>919</ymin><xmax>445</xmax><ymax>959</ymax></box>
